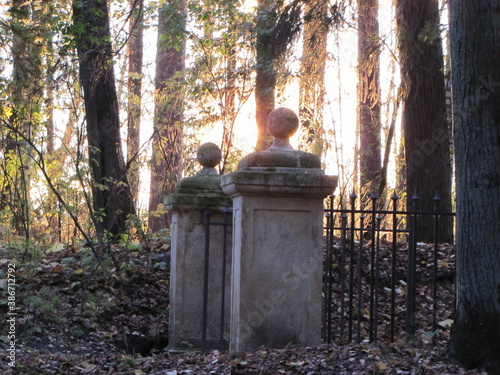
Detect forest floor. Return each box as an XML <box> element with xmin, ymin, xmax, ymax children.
<box><xmin>0</xmin><ymin>237</ymin><xmax>488</xmax><ymax>375</ymax></box>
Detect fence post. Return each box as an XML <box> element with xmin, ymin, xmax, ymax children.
<box><xmin>340</xmin><ymin>209</ymin><xmax>348</xmax><ymax>341</ymax></box>
<box><xmin>323</xmin><ymin>195</ymin><xmax>335</xmax><ymax>343</ymax></box>
<box><xmin>373</xmin><ymin>214</ymin><xmax>382</xmax><ymax>342</ymax></box>
<box><xmin>390</xmin><ymin>192</ymin><xmax>399</xmax><ymax>342</ymax></box>
<box><xmin>406</xmin><ymin>193</ymin><xmax>420</xmax><ymax>338</ymax></box>
<box><xmin>220</xmin><ymin>207</ymin><xmax>231</xmax><ymax>342</ymax></box>
<box><xmin>369</xmin><ymin>194</ymin><xmax>378</xmax><ymax>342</ymax></box>
<box><xmin>432</xmin><ymin>193</ymin><xmax>441</xmax><ymax>345</ymax></box>
<box><xmin>201</xmin><ymin>210</ymin><xmax>212</xmax><ymax>352</ymax></box>
<box><xmin>357</xmin><ymin>212</ymin><xmax>366</xmax><ymax>343</ymax></box>
<box><xmin>348</xmin><ymin>192</ymin><xmax>357</xmax><ymax>342</ymax></box>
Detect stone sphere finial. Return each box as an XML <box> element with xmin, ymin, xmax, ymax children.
<box><xmin>197</xmin><ymin>142</ymin><xmax>221</xmax><ymax>174</ymax></box>
<box><xmin>267</xmin><ymin>107</ymin><xmax>299</xmax><ymax>151</ymax></box>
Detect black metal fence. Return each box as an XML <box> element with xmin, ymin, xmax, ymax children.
<box><xmin>322</xmin><ymin>193</ymin><xmax>456</xmax><ymax>345</ymax></box>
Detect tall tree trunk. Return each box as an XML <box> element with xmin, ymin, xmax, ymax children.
<box><xmin>220</xmin><ymin>34</ymin><xmax>237</xmax><ymax>175</ymax></box>
<box><xmin>357</xmin><ymin>0</ymin><xmax>381</xmax><ymax>195</ymax></box>
<box><xmin>447</xmin><ymin>1</ymin><xmax>500</xmax><ymax>373</ymax></box>
<box><xmin>396</xmin><ymin>0</ymin><xmax>453</xmax><ymax>242</ymax></box>
<box><xmin>298</xmin><ymin>0</ymin><xmax>328</xmax><ymax>158</ymax></box>
<box><xmin>255</xmin><ymin>0</ymin><xmax>277</xmax><ymax>151</ymax></box>
<box><xmin>41</xmin><ymin>0</ymin><xmax>58</xmax><ymax>239</ymax></box>
<box><xmin>6</xmin><ymin>0</ymin><xmax>47</xmax><ymax>238</ymax></box>
<box><xmin>127</xmin><ymin>0</ymin><xmax>144</xmax><ymax>206</ymax></box>
<box><xmin>73</xmin><ymin>0</ymin><xmax>136</xmax><ymax>238</ymax></box>
<box><xmin>148</xmin><ymin>0</ymin><xmax>186</xmax><ymax>232</ymax></box>
<box><xmin>255</xmin><ymin>0</ymin><xmax>302</xmax><ymax>151</ymax></box>
<box><xmin>6</xmin><ymin>0</ymin><xmax>30</xmax><ymax>238</ymax></box>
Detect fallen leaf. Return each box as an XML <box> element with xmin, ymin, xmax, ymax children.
<box><xmin>50</xmin><ymin>264</ymin><xmax>63</xmax><ymax>273</ymax></box>
<box><xmin>375</xmin><ymin>361</ymin><xmax>387</xmax><ymax>372</ymax></box>
<box><xmin>288</xmin><ymin>361</ymin><xmax>305</xmax><ymax>366</ymax></box>
<box><xmin>47</xmin><ymin>243</ymin><xmax>65</xmax><ymax>253</ymax></box>
<box><xmin>438</xmin><ymin>319</ymin><xmax>454</xmax><ymax>328</ymax></box>
<box><xmin>75</xmin><ymin>362</ymin><xmax>97</xmax><ymax>373</ymax></box>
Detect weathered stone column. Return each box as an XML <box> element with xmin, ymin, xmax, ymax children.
<box><xmin>221</xmin><ymin>108</ymin><xmax>338</xmax><ymax>352</ymax></box>
<box><xmin>165</xmin><ymin>143</ymin><xmax>232</xmax><ymax>351</ymax></box>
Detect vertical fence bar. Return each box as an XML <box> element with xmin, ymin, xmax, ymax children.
<box><xmin>340</xmin><ymin>211</ymin><xmax>348</xmax><ymax>341</ymax></box>
<box><xmin>406</xmin><ymin>194</ymin><xmax>419</xmax><ymax>338</ymax></box>
<box><xmin>432</xmin><ymin>194</ymin><xmax>441</xmax><ymax>346</ymax></box>
<box><xmin>323</xmin><ymin>200</ymin><xmax>333</xmax><ymax>343</ymax></box>
<box><xmin>323</xmin><ymin>208</ymin><xmax>330</xmax><ymax>342</ymax></box>
<box><xmin>202</xmin><ymin>210</ymin><xmax>212</xmax><ymax>353</ymax></box>
<box><xmin>219</xmin><ymin>207</ymin><xmax>230</xmax><ymax>342</ymax></box>
<box><xmin>328</xmin><ymin>196</ymin><xmax>337</xmax><ymax>343</ymax></box>
<box><xmin>390</xmin><ymin>193</ymin><xmax>399</xmax><ymax>342</ymax></box>
<box><xmin>348</xmin><ymin>192</ymin><xmax>357</xmax><ymax>342</ymax></box>
<box><xmin>374</xmin><ymin>215</ymin><xmax>382</xmax><ymax>342</ymax></box>
<box><xmin>369</xmin><ymin>194</ymin><xmax>377</xmax><ymax>342</ymax></box>
<box><xmin>357</xmin><ymin>213</ymin><xmax>365</xmax><ymax>343</ymax></box>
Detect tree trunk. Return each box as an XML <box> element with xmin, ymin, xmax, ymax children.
<box><xmin>73</xmin><ymin>0</ymin><xmax>135</xmax><ymax>238</ymax></box>
<box><xmin>5</xmin><ymin>0</ymin><xmax>31</xmax><ymax>237</ymax></box>
<box><xmin>255</xmin><ymin>0</ymin><xmax>277</xmax><ymax>151</ymax></box>
<box><xmin>127</xmin><ymin>0</ymin><xmax>144</xmax><ymax>206</ymax></box>
<box><xmin>254</xmin><ymin>0</ymin><xmax>302</xmax><ymax>151</ymax></box>
<box><xmin>357</xmin><ymin>0</ymin><xmax>381</xmax><ymax>195</ymax></box>
<box><xmin>396</xmin><ymin>0</ymin><xmax>453</xmax><ymax>242</ymax></box>
<box><xmin>148</xmin><ymin>0</ymin><xmax>186</xmax><ymax>232</ymax></box>
<box><xmin>6</xmin><ymin>0</ymin><xmax>48</xmax><ymax>238</ymax></box>
<box><xmin>298</xmin><ymin>0</ymin><xmax>328</xmax><ymax>158</ymax></box>
<box><xmin>447</xmin><ymin>1</ymin><xmax>500</xmax><ymax>373</ymax></box>
<box><xmin>220</xmin><ymin>33</ymin><xmax>237</xmax><ymax>175</ymax></box>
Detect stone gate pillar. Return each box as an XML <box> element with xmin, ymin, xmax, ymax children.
<box><xmin>165</xmin><ymin>143</ymin><xmax>232</xmax><ymax>351</ymax></box>
<box><xmin>221</xmin><ymin>108</ymin><xmax>338</xmax><ymax>352</ymax></box>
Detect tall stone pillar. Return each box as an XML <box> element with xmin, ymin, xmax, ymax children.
<box><xmin>221</xmin><ymin>108</ymin><xmax>338</xmax><ymax>352</ymax></box>
<box><xmin>165</xmin><ymin>143</ymin><xmax>232</xmax><ymax>351</ymax></box>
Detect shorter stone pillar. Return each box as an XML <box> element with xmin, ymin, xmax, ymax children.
<box><xmin>165</xmin><ymin>143</ymin><xmax>232</xmax><ymax>351</ymax></box>
<box><xmin>221</xmin><ymin>108</ymin><xmax>338</xmax><ymax>352</ymax></box>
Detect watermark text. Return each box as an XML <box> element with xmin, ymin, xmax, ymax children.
<box><xmin>6</xmin><ymin>263</ymin><xmax>16</xmax><ymax>367</ymax></box>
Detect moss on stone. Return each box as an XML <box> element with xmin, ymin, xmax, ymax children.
<box><xmin>238</xmin><ymin>150</ymin><xmax>321</xmax><ymax>169</ymax></box>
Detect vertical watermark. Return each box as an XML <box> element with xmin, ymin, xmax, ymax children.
<box><xmin>5</xmin><ymin>263</ymin><xmax>16</xmax><ymax>367</ymax></box>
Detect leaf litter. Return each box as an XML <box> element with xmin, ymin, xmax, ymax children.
<box><xmin>0</xmin><ymin>239</ymin><xmax>488</xmax><ymax>374</ymax></box>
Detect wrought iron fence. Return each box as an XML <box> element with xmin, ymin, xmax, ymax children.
<box><xmin>322</xmin><ymin>193</ymin><xmax>456</xmax><ymax>345</ymax></box>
